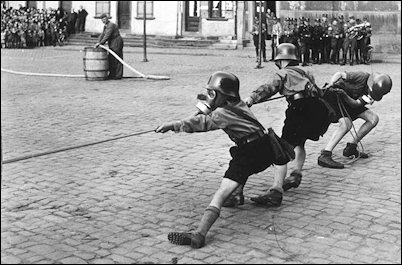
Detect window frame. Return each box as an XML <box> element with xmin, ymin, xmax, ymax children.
<box><xmin>207</xmin><ymin>1</ymin><xmax>229</xmax><ymax>21</ymax></box>
<box><xmin>95</xmin><ymin>1</ymin><xmax>111</xmax><ymax>18</ymax></box>
<box><xmin>136</xmin><ymin>1</ymin><xmax>154</xmax><ymax>19</ymax></box>
<box><xmin>209</xmin><ymin>1</ymin><xmax>222</xmax><ymax>18</ymax></box>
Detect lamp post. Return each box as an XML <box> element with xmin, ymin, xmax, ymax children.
<box><xmin>255</xmin><ymin>1</ymin><xmax>263</xmax><ymax>69</ymax></box>
<box><xmin>143</xmin><ymin>1</ymin><xmax>148</xmax><ymax>62</ymax></box>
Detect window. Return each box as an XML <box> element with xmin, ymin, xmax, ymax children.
<box><xmin>209</xmin><ymin>1</ymin><xmax>222</xmax><ymax>18</ymax></box>
<box><xmin>208</xmin><ymin>1</ymin><xmax>233</xmax><ymax>19</ymax></box>
<box><xmin>137</xmin><ymin>1</ymin><xmax>154</xmax><ymax>19</ymax></box>
<box><xmin>95</xmin><ymin>1</ymin><xmax>110</xmax><ymax>17</ymax></box>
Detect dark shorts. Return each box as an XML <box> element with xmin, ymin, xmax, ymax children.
<box><xmin>323</xmin><ymin>90</ymin><xmax>368</xmax><ymax>121</ymax></box>
<box><xmin>224</xmin><ymin>134</ymin><xmax>281</xmax><ymax>185</ymax></box>
<box><xmin>281</xmin><ymin>97</ymin><xmax>331</xmax><ymax>147</ymax></box>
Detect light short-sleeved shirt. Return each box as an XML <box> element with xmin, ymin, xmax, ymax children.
<box><xmin>272</xmin><ymin>22</ymin><xmax>283</xmax><ymax>36</ymax></box>
<box><xmin>337</xmin><ymin>71</ymin><xmax>370</xmax><ymax>100</ymax></box>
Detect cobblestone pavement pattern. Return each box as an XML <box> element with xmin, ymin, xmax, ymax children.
<box><xmin>1</xmin><ymin>46</ymin><xmax>401</xmax><ymax>264</ymax></box>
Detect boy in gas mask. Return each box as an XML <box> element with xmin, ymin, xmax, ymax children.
<box><xmin>155</xmin><ymin>71</ymin><xmax>294</xmax><ymax>248</ymax></box>
<box><xmin>317</xmin><ymin>71</ymin><xmax>393</xmax><ymax>168</ymax></box>
<box><xmin>243</xmin><ymin>43</ymin><xmax>334</xmax><ymax>205</ymax></box>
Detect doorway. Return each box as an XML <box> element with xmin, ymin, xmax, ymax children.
<box><xmin>118</xmin><ymin>1</ymin><xmax>131</xmax><ymax>31</ymax></box>
<box><xmin>266</xmin><ymin>1</ymin><xmax>276</xmax><ymax>16</ymax></box>
<box><xmin>254</xmin><ymin>1</ymin><xmax>276</xmax><ymax>18</ymax></box>
<box><xmin>26</xmin><ymin>1</ymin><xmax>37</xmax><ymax>9</ymax></box>
<box><xmin>184</xmin><ymin>1</ymin><xmax>200</xmax><ymax>32</ymax></box>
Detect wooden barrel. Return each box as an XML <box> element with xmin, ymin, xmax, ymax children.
<box><xmin>83</xmin><ymin>47</ymin><xmax>109</xmax><ymax>81</ymax></box>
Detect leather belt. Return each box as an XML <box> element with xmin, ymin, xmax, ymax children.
<box><xmin>288</xmin><ymin>92</ymin><xmax>306</xmax><ymax>102</ymax></box>
<box><xmin>237</xmin><ymin>130</ymin><xmax>266</xmax><ymax>147</ymax></box>
<box><xmin>287</xmin><ymin>92</ymin><xmax>307</xmax><ymax>102</ymax></box>
<box><xmin>287</xmin><ymin>92</ymin><xmax>318</xmax><ymax>102</ymax></box>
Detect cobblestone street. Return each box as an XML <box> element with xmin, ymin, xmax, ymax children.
<box><xmin>1</xmin><ymin>46</ymin><xmax>401</xmax><ymax>264</ymax></box>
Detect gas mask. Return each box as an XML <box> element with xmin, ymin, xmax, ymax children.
<box><xmin>195</xmin><ymin>89</ymin><xmax>219</xmax><ymax>115</ymax></box>
<box><xmin>360</xmin><ymin>94</ymin><xmax>374</xmax><ymax>105</ymax></box>
<box><xmin>195</xmin><ymin>71</ymin><xmax>241</xmax><ymax>115</ymax></box>
<box><xmin>367</xmin><ymin>73</ymin><xmax>392</xmax><ymax>101</ymax></box>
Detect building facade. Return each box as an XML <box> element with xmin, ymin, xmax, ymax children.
<box><xmin>2</xmin><ymin>1</ymin><xmax>401</xmax><ymax>52</ymax></box>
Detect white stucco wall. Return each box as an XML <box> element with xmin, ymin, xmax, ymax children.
<box><xmin>7</xmin><ymin>1</ymin><xmax>63</xmax><ymax>11</ymax></box>
<box><xmin>78</xmin><ymin>2</ymin><xmax>119</xmax><ymax>33</ymax></box>
<box><xmin>5</xmin><ymin>1</ymin><xmax>234</xmax><ymax>38</ymax></box>
<box><xmin>6</xmin><ymin>1</ymin><xmax>25</xmax><ymax>9</ymax></box>
<box><xmin>77</xmin><ymin>1</ymin><xmax>108</xmax><ymax>33</ymax></box>
<box><xmin>201</xmin><ymin>19</ymin><xmax>235</xmax><ymax>37</ymax></box>
<box><xmin>43</xmin><ymin>1</ymin><xmax>59</xmax><ymax>10</ymax></box>
<box><xmin>80</xmin><ymin>1</ymin><xmax>179</xmax><ymax>36</ymax></box>
<box><xmin>131</xmin><ymin>2</ymin><xmax>179</xmax><ymax>36</ymax></box>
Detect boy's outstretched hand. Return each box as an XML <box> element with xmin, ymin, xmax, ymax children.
<box><xmin>244</xmin><ymin>97</ymin><xmax>253</xmax><ymax>107</ymax></box>
<box><xmin>155</xmin><ymin>123</ymin><xmax>174</xmax><ymax>133</ymax></box>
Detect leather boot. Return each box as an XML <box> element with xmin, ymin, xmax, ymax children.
<box><xmin>168</xmin><ymin>231</ymin><xmax>205</xmax><ymax>248</ymax></box>
<box><xmin>318</xmin><ymin>150</ymin><xmax>344</xmax><ymax>169</ymax></box>
<box><xmin>282</xmin><ymin>171</ymin><xmax>302</xmax><ymax>191</ymax></box>
<box><xmin>343</xmin><ymin>143</ymin><xmax>368</xmax><ymax>158</ymax></box>
<box><xmin>250</xmin><ymin>188</ymin><xmax>283</xmax><ymax>207</ymax></box>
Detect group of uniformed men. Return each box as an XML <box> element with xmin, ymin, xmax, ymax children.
<box><xmin>254</xmin><ymin>13</ymin><xmax>373</xmax><ymax>66</ymax></box>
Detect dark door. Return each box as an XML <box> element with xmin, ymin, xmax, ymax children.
<box><xmin>60</xmin><ymin>1</ymin><xmax>72</xmax><ymax>12</ymax></box>
<box><xmin>265</xmin><ymin>1</ymin><xmax>276</xmax><ymax>15</ymax></box>
<box><xmin>26</xmin><ymin>1</ymin><xmax>37</xmax><ymax>8</ymax></box>
<box><xmin>254</xmin><ymin>1</ymin><xmax>276</xmax><ymax>16</ymax></box>
<box><xmin>254</xmin><ymin>1</ymin><xmax>276</xmax><ymax>25</ymax></box>
<box><xmin>185</xmin><ymin>1</ymin><xmax>199</xmax><ymax>32</ymax></box>
<box><xmin>118</xmin><ymin>1</ymin><xmax>131</xmax><ymax>30</ymax></box>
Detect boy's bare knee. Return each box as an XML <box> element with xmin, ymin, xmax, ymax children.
<box><xmin>339</xmin><ymin>118</ymin><xmax>352</xmax><ymax>131</ymax></box>
<box><xmin>371</xmin><ymin>115</ymin><xmax>379</xmax><ymax>127</ymax></box>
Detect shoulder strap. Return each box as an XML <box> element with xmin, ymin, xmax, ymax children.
<box><xmin>287</xmin><ymin>66</ymin><xmax>324</xmax><ymax>96</ymax></box>
<box><xmin>287</xmin><ymin>66</ymin><xmax>311</xmax><ymax>81</ymax></box>
<box><xmin>225</xmin><ymin>105</ymin><xmax>266</xmax><ymax>132</ymax></box>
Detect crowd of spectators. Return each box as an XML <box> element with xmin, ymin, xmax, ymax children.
<box><xmin>1</xmin><ymin>4</ymin><xmax>86</xmax><ymax>48</ymax></box>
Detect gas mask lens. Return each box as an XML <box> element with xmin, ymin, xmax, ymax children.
<box><xmin>206</xmin><ymin>89</ymin><xmax>216</xmax><ymax>99</ymax></box>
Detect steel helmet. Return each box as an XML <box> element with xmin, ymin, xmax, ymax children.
<box><xmin>274</xmin><ymin>43</ymin><xmax>298</xmax><ymax>62</ymax></box>
<box><xmin>368</xmin><ymin>73</ymin><xmax>392</xmax><ymax>101</ymax></box>
<box><xmin>205</xmin><ymin>71</ymin><xmax>240</xmax><ymax>98</ymax></box>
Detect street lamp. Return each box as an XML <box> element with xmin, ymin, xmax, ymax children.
<box><xmin>255</xmin><ymin>1</ymin><xmax>263</xmax><ymax>69</ymax></box>
<box><xmin>143</xmin><ymin>1</ymin><xmax>148</xmax><ymax>62</ymax></box>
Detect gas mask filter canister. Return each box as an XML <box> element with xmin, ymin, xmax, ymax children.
<box><xmin>195</xmin><ymin>89</ymin><xmax>217</xmax><ymax>115</ymax></box>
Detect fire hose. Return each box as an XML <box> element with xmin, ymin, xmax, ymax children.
<box><xmin>2</xmin><ymin>92</ymin><xmax>286</xmax><ymax>165</ymax></box>
<box><xmin>2</xmin><ymin>129</ymin><xmax>155</xmax><ymax>164</ymax></box>
<box><xmin>1</xmin><ymin>46</ymin><xmax>170</xmax><ymax>80</ymax></box>
<box><xmin>98</xmin><ymin>44</ymin><xmax>170</xmax><ymax>80</ymax></box>
<box><xmin>0</xmin><ymin>68</ymin><xmax>85</xmax><ymax>78</ymax></box>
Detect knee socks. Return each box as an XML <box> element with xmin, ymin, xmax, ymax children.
<box><xmin>195</xmin><ymin>205</ymin><xmax>220</xmax><ymax>237</ymax></box>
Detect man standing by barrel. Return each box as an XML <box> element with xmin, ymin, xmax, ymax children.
<box><xmin>95</xmin><ymin>13</ymin><xmax>124</xmax><ymax>80</ymax></box>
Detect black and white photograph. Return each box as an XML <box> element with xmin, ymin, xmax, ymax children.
<box><xmin>1</xmin><ymin>1</ymin><xmax>401</xmax><ymax>264</ymax></box>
